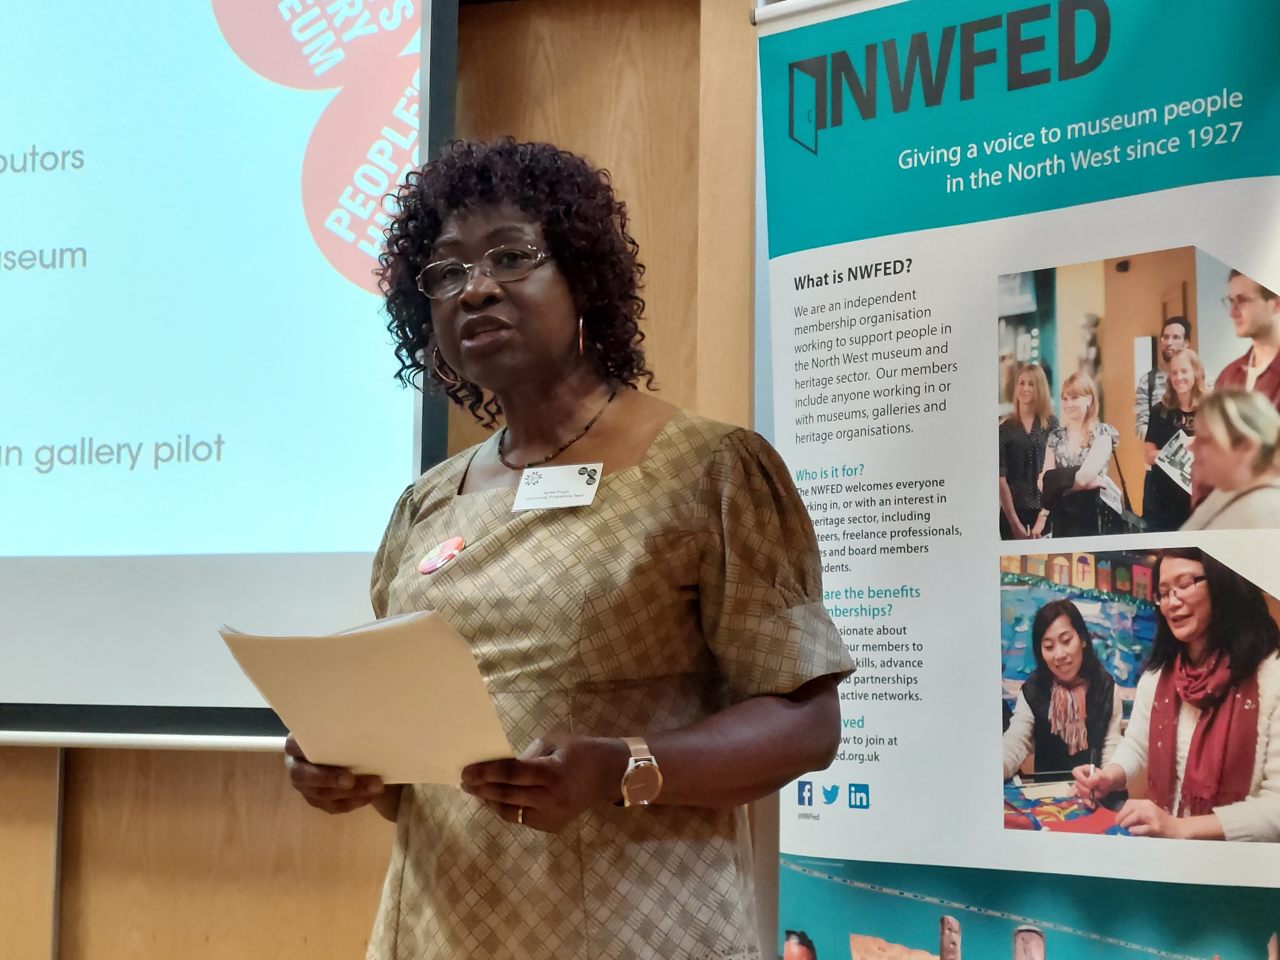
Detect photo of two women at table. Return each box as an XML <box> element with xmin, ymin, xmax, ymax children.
<box><xmin>997</xmin><ymin>245</ymin><xmax>1280</xmax><ymax>539</ymax></box>
<box><xmin>1000</xmin><ymin>546</ymin><xmax>1280</xmax><ymax>842</ymax></box>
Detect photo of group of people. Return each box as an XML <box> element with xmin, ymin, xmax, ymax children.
<box><xmin>996</xmin><ymin>247</ymin><xmax>1280</xmax><ymax>538</ymax></box>
<box><xmin>779</xmin><ymin>854</ymin><xmax>1280</xmax><ymax>960</ymax></box>
<box><xmin>999</xmin><ymin>547</ymin><xmax>1280</xmax><ymax>841</ymax></box>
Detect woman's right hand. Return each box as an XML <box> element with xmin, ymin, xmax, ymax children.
<box><xmin>1143</xmin><ymin>442</ymin><xmax>1159</xmax><ymax>466</ymax></box>
<box><xmin>285</xmin><ymin>735</ymin><xmax>391</xmax><ymax>815</ymax></box>
<box><xmin>1030</xmin><ymin>511</ymin><xmax>1048</xmax><ymax>538</ymax></box>
<box><xmin>1070</xmin><ymin>762</ymin><xmax>1125</xmax><ymax>808</ymax></box>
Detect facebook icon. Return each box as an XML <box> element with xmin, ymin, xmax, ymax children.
<box><xmin>848</xmin><ymin>784</ymin><xmax>870</xmax><ymax>809</ymax></box>
<box><xmin>797</xmin><ymin>781</ymin><xmax>814</xmax><ymax>806</ymax></box>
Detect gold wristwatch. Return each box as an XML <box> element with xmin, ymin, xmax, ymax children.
<box><xmin>619</xmin><ymin>736</ymin><xmax>663</xmax><ymax>807</ymax></box>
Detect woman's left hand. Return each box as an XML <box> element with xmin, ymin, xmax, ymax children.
<box><xmin>461</xmin><ymin>733</ymin><xmax>629</xmax><ymax>833</ymax></box>
<box><xmin>1115</xmin><ymin>799</ymin><xmax>1181</xmax><ymax>838</ymax></box>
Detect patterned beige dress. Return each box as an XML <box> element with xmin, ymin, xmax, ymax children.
<box><xmin>366</xmin><ymin>410</ymin><xmax>851</xmax><ymax>960</ymax></box>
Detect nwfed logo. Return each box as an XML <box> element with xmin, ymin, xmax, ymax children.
<box><xmin>786</xmin><ymin>0</ymin><xmax>1111</xmax><ymax>154</ymax></box>
<box><xmin>797</xmin><ymin>781</ymin><xmax>814</xmax><ymax>806</ymax></box>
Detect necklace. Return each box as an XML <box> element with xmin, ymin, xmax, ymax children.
<box><xmin>497</xmin><ymin>385</ymin><xmax>618</xmax><ymax>470</ymax></box>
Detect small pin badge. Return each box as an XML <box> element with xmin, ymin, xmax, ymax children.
<box><xmin>419</xmin><ymin>536</ymin><xmax>465</xmax><ymax>574</ymax></box>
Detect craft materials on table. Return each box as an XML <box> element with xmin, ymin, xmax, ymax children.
<box><xmin>1003</xmin><ymin>783</ymin><xmax>1131</xmax><ymax>835</ymax></box>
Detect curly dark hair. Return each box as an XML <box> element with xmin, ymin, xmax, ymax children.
<box><xmin>377</xmin><ymin>138</ymin><xmax>654</xmax><ymax>426</ymax></box>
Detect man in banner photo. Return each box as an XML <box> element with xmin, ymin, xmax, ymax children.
<box><xmin>758</xmin><ymin>0</ymin><xmax>1280</xmax><ymax>954</ymax></box>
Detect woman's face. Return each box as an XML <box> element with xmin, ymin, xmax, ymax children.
<box><xmin>1168</xmin><ymin>353</ymin><xmax>1196</xmax><ymax>401</ymax></box>
<box><xmin>1015</xmin><ymin>372</ymin><xmax>1036</xmax><ymax>409</ymax></box>
<box><xmin>1157</xmin><ymin>557</ymin><xmax>1212</xmax><ymax>647</ymax></box>
<box><xmin>1188</xmin><ymin>413</ymin><xmax>1258</xmax><ymax>490</ymax></box>
<box><xmin>1040</xmin><ymin>615</ymin><xmax>1085</xmax><ymax>684</ymax></box>
<box><xmin>1061</xmin><ymin>392</ymin><xmax>1091</xmax><ymax>425</ymax></box>
<box><xmin>427</xmin><ymin>203</ymin><xmax>579</xmax><ymax>391</ymax></box>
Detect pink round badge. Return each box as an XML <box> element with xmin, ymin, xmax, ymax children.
<box><xmin>419</xmin><ymin>536</ymin><xmax>465</xmax><ymax>575</ymax></box>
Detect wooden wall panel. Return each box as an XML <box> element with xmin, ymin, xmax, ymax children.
<box><xmin>697</xmin><ymin>0</ymin><xmax>758</xmax><ymax>428</ymax></box>
<box><xmin>447</xmin><ymin>0</ymin><xmax>701</xmax><ymax>456</ymax></box>
<box><xmin>0</xmin><ymin>746</ymin><xmax>60</xmax><ymax>960</ymax></box>
<box><xmin>58</xmin><ymin>750</ymin><xmax>393</xmax><ymax>960</ymax></box>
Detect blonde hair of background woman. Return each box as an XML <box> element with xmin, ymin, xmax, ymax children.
<box><xmin>1004</xmin><ymin>363</ymin><xmax>1055</xmax><ymax>430</ymax></box>
<box><xmin>1060</xmin><ymin>372</ymin><xmax>1100</xmax><ymax>444</ymax></box>
<box><xmin>1159</xmin><ymin>348</ymin><xmax>1206</xmax><ymax>410</ymax></box>
<box><xmin>1199</xmin><ymin>388</ymin><xmax>1280</xmax><ymax>475</ymax></box>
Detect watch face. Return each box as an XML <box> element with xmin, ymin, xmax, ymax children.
<box><xmin>624</xmin><ymin>761</ymin><xmax>662</xmax><ymax>805</ymax></box>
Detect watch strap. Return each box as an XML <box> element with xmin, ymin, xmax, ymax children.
<box><xmin>622</xmin><ymin>736</ymin><xmax>653</xmax><ymax>761</ymax></box>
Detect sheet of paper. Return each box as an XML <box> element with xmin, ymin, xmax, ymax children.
<box><xmin>220</xmin><ymin>610</ymin><xmax>511</xmax><ymax>784</ymax></box>
<box><xmin>1019</xmin><ymin>781</ymin><xmax>1074</xmax><ymax>801</ymax></box>
<box><xmin>512</xmin><ymin>462</ymin><xmax>603</xmax><ymax>511</ymax></box>
<box><xmin>1155</xmin><ymin>429</ymin><xmax>1194</xmax><ymax>493</ymax></box>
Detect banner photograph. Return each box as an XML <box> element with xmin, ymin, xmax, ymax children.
<box><xmin>758</xmin><ymin>0</ymin><xmax>1280</xmax><ymax>954</ymax></box>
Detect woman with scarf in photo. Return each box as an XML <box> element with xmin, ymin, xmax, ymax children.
<box><xmin>1003</xmin><ymin>599</ymin><xmax>1123</xmax><ymax>780</ymax></box>
<box><xmin>1074</xmin><ymin>548</ymin><xmax>1280</xmax><ymax>840</ymax></box>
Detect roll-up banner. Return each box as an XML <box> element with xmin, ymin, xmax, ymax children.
<box><xmin>757</xmin><ymin>0</ymin><xmax>1280</xmax><ymax>956</ymax></box>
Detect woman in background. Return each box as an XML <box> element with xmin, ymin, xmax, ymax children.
<box><xmin>1183</xmin><ymin>389</ymin><xmax>1280</xmax><ymax>530</ymax></box>
<box><xmin>1003</xmin><ymin>599</ymin><xmax>1122</xmax><ymax>779</ymax></box>
<box><xmin>1142</xmin><ymin>348</ymin><xmax>1205</xmax><ymax>531</ymax></box>
<box><xmin>999</xmin><ymin>364</ymin><xmax>1058</xmax><ymax>539</ymax></box>
<box><xmin>1074</xmin><ymin>548</ymin><xmax>1280</xmax><ymax>841</ymax></box>
<box><xmin>1033</xmin><ymin>372</ymin><xmax>1123</xmax><ymax>537</ymax></box>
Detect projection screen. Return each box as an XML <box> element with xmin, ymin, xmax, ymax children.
<box><xmin>0</xmin><ymin>0</ymin><xmax>456</xmax><ymax>745</ymax></box>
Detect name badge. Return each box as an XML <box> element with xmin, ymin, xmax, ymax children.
<box><xmin>512</xmin><ymin>462</ymin><xmax>603</xmax><ymax>512</ymax></box>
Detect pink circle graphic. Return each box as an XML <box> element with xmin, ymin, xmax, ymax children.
<box><xmin>302</xmin><ymin>55</ymin><xmax>421</xmax><ymax>293</ymax></box>
<box><xmin>212</xmin><ymin>0</ymin><xmax>419</xmax><ymax>90</ymax></box>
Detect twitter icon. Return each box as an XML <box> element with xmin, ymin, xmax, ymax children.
<box><xmin>821</xmin><ymin>785</ymin><xmax>840</xmax><ymax>805</ymax></box>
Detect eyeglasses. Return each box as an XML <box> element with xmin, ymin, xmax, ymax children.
<box><xmin>1222</xmin><ymin>294</ymin><xmax>1263</xmax><ymax>312</ymax></box>
<box><xmin>417</xmin><ymin>244</ymin><xmax>550</xmax><ymax>300</ymax></box>
<box><xmin>1156</xmin><ymin>574</ymin><xmax>1207</xmax><ymax>604</ymax></box>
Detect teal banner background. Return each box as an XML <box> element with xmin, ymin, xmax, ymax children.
<box><xmin>780</xmin><ymin>855</ymin><xmax>1279</xmax><ymax>960</ymax></box>
<box><xmin>759</xmin><ymin>0</ymin><xmax>1280</xmax><ymax>257</ymax></box>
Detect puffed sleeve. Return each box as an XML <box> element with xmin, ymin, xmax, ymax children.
<box><xmin>370</xmin><ymin>483</ymin><xmax>417</xmax><ymax>619</ymax></box>
<box><xmin>695</xmin><ymin>429</ymin><xmax>853</xmax><ymax>701</ymax></box>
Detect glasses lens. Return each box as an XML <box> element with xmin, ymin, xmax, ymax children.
<box><xmin>422</xmin><ymin>261</ymin><xmax>469</xmax><ymax>299</ymax></box>
<box><xmin>485</xmin><ymin>246</ymin><xmax>540</xmax><ymax>281</ymax></box>
<box><xmin>1158</xmin><ymin>576</ymin><xmax>1201</xmax><ymax>602</ymax></box>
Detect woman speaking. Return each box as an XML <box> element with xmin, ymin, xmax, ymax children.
<box><xmin>1002</xmin><ymin>599</ymin><xmax>1122</xmax><ymax>779</ymax></box>
<box><xmin>1074</xmin><ymin>549</ymin><xmax>1280</xmax><ymax>841</ymax></box>
<box><xmin>284</xmin><ymin>139</ymin><xmax>853</xmax><ymax>959</ymax></box>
